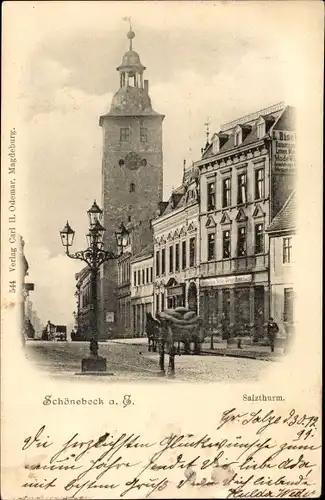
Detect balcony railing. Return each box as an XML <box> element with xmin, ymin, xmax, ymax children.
<box><xmin>200</xmin><ymin>254</ymin><xmax>268</xmax><ymax>277</ymax></box>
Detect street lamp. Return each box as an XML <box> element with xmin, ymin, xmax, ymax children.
<box><xmin>59</xmin><ymin>200</ymin><xmax>129</xmax><ymax>373</ymax></box>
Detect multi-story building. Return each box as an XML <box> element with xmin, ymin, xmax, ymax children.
<box><xmin>130</xmin><ymin>244</ymin><xmax>154</xmax><ymax>336</ymax></box>
<box><xmin>267</xmin><ymin>191</ymin><xmax>295</xmax><ymax>334</ymax></box>
<box><xmin>116</xmin><ymin>218</ymin><xmax>153</xmax><ymax>336</ymax></box>
<box><xmin>152</xmin><ymin>166</ymin><xmax>200</xmax><ymax>315</ymax></box>
<box><xmin>98</xmin><ymin>26</ymin><xmax>164</xmax><ymax>338</ymax></box>
<box><xmin>75</xmin><ymin>266</ymin><xmax>92</xmax><ymax>340</ymax></box>
<box><xmin>195</xmin><ymin>102</ymin><xmax>295</xmax><ymax>339</ymax></box>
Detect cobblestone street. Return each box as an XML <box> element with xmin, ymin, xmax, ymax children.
<box><xmin>25</xmin><ymin>340</ymin><xmax>272</xmax><ymax>383</ymax></box>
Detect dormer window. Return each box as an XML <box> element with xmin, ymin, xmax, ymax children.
<box><xmin>234</xmin><ymin>130</ymin><xmax>242</xmax><ymax>146</ymax></box>
<box><xmin>257</xmin><ymin>117</ymin><xmax>266</xmax><ymax>139</ymax></box>
<box><xmin>212</xmin><ymin>135</ymin><xmax>220</xmax><ymax>154</ymax></box>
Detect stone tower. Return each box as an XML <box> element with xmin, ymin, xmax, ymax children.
<box><xmin>98</xmin><ymin>26</ymin><xmax>164</xmax><ymax>338</ymax></box>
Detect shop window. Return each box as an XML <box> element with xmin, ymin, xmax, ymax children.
<box><xmin>222</xmin><ymin>230</ymin><xmax>231</xmax><ymax>259</ymax></box>
<box><xmin>284</xmin><ymin>288</ymin><xmax>294</xmax><ymax>322</ymax></box>
<box><xmin>237</xmin><ymin>173</ymin><xmax>247</xmax><ymax>205</ymax></box>
<box><xmin>255</xmin><ymin>223</ymin><xmax>264</xmax><ymax>254</ymax></box>
<box><xmin>120</xmin><ymin>128</ymin><xmax>130</xmax><ymax>142</ymax></box>
<box><xmin>182</xmin><ymin>241</ymin><xmax>187</xmax><ymax>270</ymax></box>
<box><xmin>155</xmin><ymin>250</ymin><xmax>160</xmax><ymax>277</ymax></box>
<box><xmin>237</xmin><ymin>226</ymin><xmax>247</xmax><ymax>257</ymax></box>
<box><xmin>283</xmin><ymin>237</ymin><xmax>292</xmax><ymax>263</ymax></box>
<box><xmin>222</xmin><ymin>178</ymin><xmax>231</xmax><ymax>208</ymax></box>
<box><xmin>255</xmin><ymin>168</ymin><xmax>264</xmax><ymax>200</ymax></box>
<box><xmin>140</xmin><ymin>127</ymin><xmax>148</xmax><ymax>142</ymax></box>
<box><xmin>234</xmin><ymin>288</ymin><xmax>250</xmax><ymax>327</ymax></box>
<box><xmin>161</xmin><ymin>248</ymin><xmax>166</xmax><ymax>275</ymax></box>
<box><xmin>208</xmin><ymin>233</ymin><xmax>215</xmax><ymax>261</ymax></box>
<box><xmin>207</xmin><ymin>182</ymin><xmax>216</xmax><ymax>211</ymax></box>
<box><xmin>175</xmin><ymin>243</ymin><xmax>180</xmax><ymax>271</ymax></box>
<box><xmin>189</xmin><ymin>237</ymin><xmax>196</xmax><ymax>267</ymax></box>
<box><xmin>169</xmin><ymin>246</ymin><xmax>174</xmax><ymax>273</ymax></box>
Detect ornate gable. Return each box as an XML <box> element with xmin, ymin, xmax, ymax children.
<box><xmin>167</xmin><ymin>232</ymin><xmax>173</xmax><ymax>241</ymax></box>
<box><xmin>253</xmin><ymin>204</ymin><xmax>265</xmax><ymax>218</ymax></box>
<box><xmin>179</xmin><ymin>226</ymin><xmax>187</xmax><ymax>237</ymax></box>
<box><xmin>187</xmin><ymin>221</ymin><xmax>197</xmax><ymax>233</ymax></box>
<box><xmin>174</xmin><ymin>229</ymin><xmax>180</xmax><ymax>239</ymax></box>
<box><xmin>220</xmin><ymin>212</ymin><xmax>231</xmax><ymax>225</ymax></box>
<box><xmin>205</xmin><ymin>215</ymin><xmax>216</xmax><ymax>228</ymax></box>
<box><xmin>235</xmin><ymin>207</ymin><xmax>248</xmax><ymax>222</ymax></box>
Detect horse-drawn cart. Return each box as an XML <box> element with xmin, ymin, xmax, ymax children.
<box><xmin>148</xmin><ymin>307</ymin><xmax>206</xmax><ymax>377</ymax></box>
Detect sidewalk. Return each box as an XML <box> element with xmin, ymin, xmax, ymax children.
<box><xmin>110</xmin><ymin>337</ymin><xmax>282</xmax><ymax>361</ymax></box>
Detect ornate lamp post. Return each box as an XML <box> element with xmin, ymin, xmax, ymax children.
<box><xmin>60</xmin><ymin>200</ymin><xmax>128</xmax><ymax>373</ymax></box>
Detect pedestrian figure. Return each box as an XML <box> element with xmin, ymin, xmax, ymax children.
<box><xmin>267</xmin><ymin>317</ymin><xmax>279</xmax><ymax>352</ymax></box>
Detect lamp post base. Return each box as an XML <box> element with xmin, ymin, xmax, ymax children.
<box><xmin>81</xmin><ymin>355</ymin><xmax>107</xmax><ymax>373</ymax></box>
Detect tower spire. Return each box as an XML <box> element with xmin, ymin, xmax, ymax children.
<box><xmin>123</xmin><ymin>16</ymin><xmax>135</xmax><ymax>50</ymax></box>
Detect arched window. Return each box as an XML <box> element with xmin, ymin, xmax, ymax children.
<box><xmin>129</xmin><ymin>183</ymin><xmax>136</xmax><ymax>193</ymax></box>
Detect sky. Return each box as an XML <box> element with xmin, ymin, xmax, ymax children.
<box><xmin>5</xmin><ymin>0</ymin><xmax>316</xmax><ymax>330</ymax></box>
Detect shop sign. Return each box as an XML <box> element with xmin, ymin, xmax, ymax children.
<box><xmin>272</xmin><ymin>130</ymin><xmax>296</xmax><ymax>171</ymax></box>
<box><xmin>105</xmin><ymin>312</ymin><xmax>115</xmax><ymax>323</ymax></box>
<box><xmin>201</xmin><ymin>274</ymin><xmax>252</xmax><ymax>287</ymax></box>
<box><xmin>167</xmin><ymin>285</ymin><xmax>185</xmax><ymax>297</ymax></box>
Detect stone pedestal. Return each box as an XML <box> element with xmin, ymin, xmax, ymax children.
<box><xmin>81</xmin><ymin>356</ymin><xmax>107</xmax><ymax>373</ymax></box>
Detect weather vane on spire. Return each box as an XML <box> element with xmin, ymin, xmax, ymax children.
<box><xmin>204</xmin><ymin>117</ymin><xmax>211</xmax><ymax>144</ymax></box>
<box><xmin>123</xmin><ymin>16</ymin><xmax>135</xmax><ymax>50</ymax></box>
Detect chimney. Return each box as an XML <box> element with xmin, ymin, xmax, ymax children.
<box><xmin>144</xmin><ymin>80</ymin><xmax>149</xmax><ymax>93</ymax></box>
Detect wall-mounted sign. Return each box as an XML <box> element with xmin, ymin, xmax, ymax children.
<box><xmin>105</xmin><ymin>312</ymin><xmax>115</xmax><ymax>323</ymax></box>
<box><xmin>272</xmin><ymin>130</ymin><xmax>296</xmax><ymax>171</ymax></box>
<box><xmin>200</xmin><ymin>274</ymin><xmax>252</xmax><ymax>287</ymax></box>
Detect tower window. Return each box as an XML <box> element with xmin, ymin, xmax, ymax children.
<box><xmin>120</xmin><ymin>128</ymin><xmax>130</xmax><ymax>142</ymax></box>
<box><xmin>140</xmin><ymin>128</ymin><xmax>148</xmax><ymax>142</ymax></box>
<box><xmin>129</xmin><ymin>183</ymin><xmax>136</xmax><ymax>193</ymax></box>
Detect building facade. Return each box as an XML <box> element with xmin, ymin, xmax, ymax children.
<box><xmin>195</xmin><ymin>102</ymin><xmax>295</xmax><ymax>339</ymax></box>
<box><xmin>116</xmin><ymin>218</ymin><xmax>153</xmax><ymax>336</ymax></box>
<box><xmin>98</xmin><ymin>27</ymin><xmax>164</xmax><ymax>338</ymax></box>
<box><xmin>152</xmin><ymin>167</ymin><xmax>200</xmax><ymax>315</ymax></box>
<box><xmin>130</xmin><ymin>245</ymin><xmax>154</xmax><ymax>336</ymax></box>
<box><xmin>267</xmin><ymin>191</ymin><xmax>295</xmax><ymax>335</ymax></box>
<box><xmin>75</xmin><ymin>266</ymin><xmax>92</xmax><ymax>340</ymax></box>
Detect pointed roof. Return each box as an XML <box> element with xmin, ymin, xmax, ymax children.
<box><xmin>267</xmin><ymin>191</ymin><xmax>296</xmax><ymax>234</ymax></box>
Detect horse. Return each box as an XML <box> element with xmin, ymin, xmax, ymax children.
<box><xmin>157</xmin><ymin>314</ymin><xmax>206</xmax><ymax>377</ymax></box>
<box><xmin>145</xmin><ymin>312</ymin><xmax>160</xmax><ymax>352</ymax></box>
